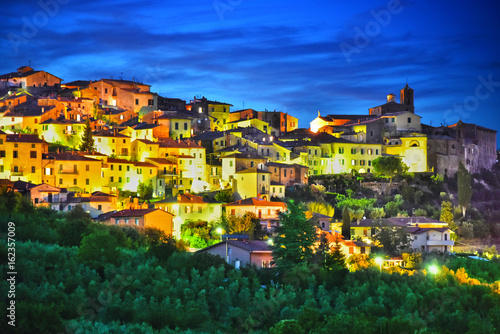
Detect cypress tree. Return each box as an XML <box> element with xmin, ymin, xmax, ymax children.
<box><xmin>80</xmin><ymin>118</ymin><xmax>95</xmax><ymax>153</ymax></box>
<box><xmin>341</xmin><ymin>205</ymin><xmax>351</xmax><ymax>240</ymax></box>
<box><xmin>457</xmin><ymin>162</ymin><xmax>472</xmax><ymax>217</ymax></box>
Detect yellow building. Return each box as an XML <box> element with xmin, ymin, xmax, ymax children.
<box><xmin>40</xmin><ymin>119</ymin><xmax>86</xmax><ymax>148</ymax></box>
<box><xmin>223</xmin><ymin>197</ymin><xmax>286</xmax><ymax>222</ymax></box>
<box><xmin>42</xmin><ymin>152</ymin><xmax>103</xmax><ymax>193</ymax></box>
<box><xmin>107</xmin><ymin>209</ymin><xmax>174</xmax><ymax>235</ymax></box>
<box><xmin>383</xmin><ymin>134</ymin><xmax>428</xmax><ymax>173</ymax></box>
<box><xmin>120</xmin><ymin>123</ymin><xmax>158</xmax><ymax>142</ymax></box>
<box><xmin>320</xmin><ymin>140</ymin><xmax>384</xmax><ymax>174</ymax></box>
<box><xmin>155</xmin><ymin>114</ymin><xmax>192</xmax><ymax>139</ymax></box>
<box><xmin>94</xmin><ymin>132</ymin><xmax>132</xmax><ymax>158</ymax></box>
<box><xmin>131</xmin><ymin>139</ymin><xmax>159</xmax><ymax>161</ymax></box>
<box><xmin>223</xmin><ymin>118</ymin><xmax>274</xmax><ymax>134</ymax></box>
<box><xmin>233</xmin><ymin>167</ymin><xmax>272</xmax><ymax>200</ymax></box>
<box><xmin>154</xmin><ymin>193</ymin><xmax>223</xmax><ymax>239</ymax></box>
<box><xmin>208</xmin><ymin>101</ymin><xmax>232</xmax><ymax>131</ymax></box>
<box><xmin>0</xmin><ymin>132</ymin><xmax>48</xmax><ymax>184</ymax></box>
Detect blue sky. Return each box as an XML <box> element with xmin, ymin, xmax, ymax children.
<box><xmin>2</xmin><ymin>0</ymin><xmax>500</xmax><ymax>143</ymax></box>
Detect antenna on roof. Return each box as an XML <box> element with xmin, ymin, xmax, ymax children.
<box><xmin>29</xmin><ymin>60</ymin><xmax>31</xmax><ymax>67</ymax></box>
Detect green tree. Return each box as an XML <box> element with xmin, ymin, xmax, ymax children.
<box><xmin>214</xmin><ymin>190</ymin><xmax>234</xmax><ymax>203</ymax></box>
<box><xmin>79</xmin><ymin>118</ymin><xmax>95</xmax><ymax>152</ymax></box>
<box><xmin>271</xmin><ymin>201</ymin><xmax>316</xmax><ymax>272</ymax></box>
<box><xmin>341</xmin><ymin>205</ymin><xmax>351</xmax><ymax>240</ymax></box>
<box><xmin>458</xmin><ymin>162</ymin><xmax>472</xmax><ymax>217</ymax></box>
<box><xmin>330</xmin><ymin>236</ymin><xmax>346</xmax><ymax>269</ymax></box>
<box><xmin>58</xmin><ymin>205</ymin><xmax>92</xmax><ymax>247</ymax></box>
<box><xmin>78</xmin><ymin>231</ymin><xmax>121</xmax><ymax>265</ymax></box>
<box><xmin>137</xmin><ymin>182</ymin><xmax>154</xmax><ymax>201</ymax></box>
<box><xmin>313</xmin><ymin>233</ymin><xmax>335</xmax><ymax>270</ymax></box>
<box><xmin>440</xmin><ymin>201</ymin><xmax>456</xmax><ymax>230</ymax></box>
<box><xmin>270</xmin><ymin>319</ymin><xmax>304</xmax><ymax>334</ymax></box>
<box><xmin>369</xmin><ymin>207</ymin><xmax>386</xmax><ymax>219</ymax></box>
<box><xmin>372</xmin><ymin>156</ymin><xmax>408</xmax><ymax>186</ymax></box>
<box><xmin>373</xmin><ymin>221</ymin><xmax>411</xmax><ymax>256</ymax></box>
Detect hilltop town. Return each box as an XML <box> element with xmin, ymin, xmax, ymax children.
<box><xmin>0</xmin><ymin>65</ymin><xmax>497</xmax><ymax>250</ymax></box>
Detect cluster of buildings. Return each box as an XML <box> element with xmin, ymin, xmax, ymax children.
<box><xmin>0</xmin><ymin>66</ymin><xmax>494</xmax><ymax>262</ymax></box>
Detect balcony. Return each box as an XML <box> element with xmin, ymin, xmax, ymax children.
<box><xmin>59</xmin><ymin>170</ymin><xmax>79</xmax><ymax>175</ymax></box>
<box><xmin>427</xmin><ymin>240</ymin><xmax>454</xmax><ymax>246</ymax></box>
<box><xmin>11</xmin><ymin>171</ymin><xmax>23</xmax><ymax>176</ymax></box>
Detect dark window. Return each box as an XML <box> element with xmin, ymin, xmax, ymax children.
<box><xmin>13</xmin><ymin>151</ymin><xmax>18</xmax><ymax>158</ymax></box>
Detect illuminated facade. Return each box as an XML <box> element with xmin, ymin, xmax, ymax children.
<box><xmin>0</xmin><ymin>132</ymin><xmax>48</xmax><ymax>184</ymax></box>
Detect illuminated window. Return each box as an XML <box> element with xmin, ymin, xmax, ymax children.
<box><xmin>135</xmin><ymin>219</ymin><xmax>139</xmax><ymax>226</ymax></box>
<box><xmin>368</xmin><ymin>149</ymin><xmax>372</xmax><ymax>155</ymax></box>
<box><xmin>351</xmin><ymin>160</ymin><xmax>356</xmax><ymax>166</ymax></box>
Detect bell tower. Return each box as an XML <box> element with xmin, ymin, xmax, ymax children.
<box><xmin>400</xmin><ymin>83</ymin><xmax>414</xmax><ymax>107</ymax></box>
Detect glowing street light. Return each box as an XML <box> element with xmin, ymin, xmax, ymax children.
<box><xmin>429</xmin><ymin>265</ymin><xmax>438</xmax><ymax>276</ymax></box>
<box><xmin>216</xmin><ymin>227</ymin><xmax>223</xmax><ymax>241</ymax></box>
<box><xmin>375</xmin><ymin>257</ymin><xmax>383</xmax><ymax>273</ymax></box>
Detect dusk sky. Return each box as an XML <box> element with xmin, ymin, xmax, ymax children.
<box><xmin>2</xmin><ymin>0</ymin><xmax>500</xmax><ymax>143</ymax></box>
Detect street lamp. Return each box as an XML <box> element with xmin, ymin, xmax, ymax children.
<box><xmin>429</xmin><ymin>265</ymin><xmax>438</xmax><ymax>276</ymax></box>
<box><xmin>375</xmin><ymin>257</ymin><xmax>383</xmax><ymax>273</ymax></box>
<box><xmin>216</xmin><ymin>227</ymin><xmax>223</xmax><ymax>241</ymax></box>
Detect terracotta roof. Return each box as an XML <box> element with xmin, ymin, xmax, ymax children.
<box><xmin>223</xmin><ymin>197</ymin><xmax>286</xmax><ymax>208</ymax></box>
<box><xmin>7</xmin><ymin>134</ymin><xmax>45</xmax><ymax>144</ymax></box>
<box><xmin>133</xmin><ymin>162</ymin><xmax>156</xmax><ymax>168</ymax></box>
<box><xmin>146</xmin><ymin>158</ymin><xmax>176</xmax><ymax>165</ymax></box>
<box><xmin>223</xmin><ymin>152</ymin><xmax>265</xmax><ymax>160</ymax></box>
<box><xmin>235</xmin><ymin>167</ymin><xmax>271</xmax><ymax>174</ymax></box>
<box><xmin>134</xmin><ymin>138</ymin><xmax>159</xmax><ymax>145</ymax></box>
<box><xmin>107</xmin><ymin>158</ymin><xmax>134</xmax><ymax>164</ymax></box>
<box><xmin>159</xmin><ymin>138</ymin><xmax>203</xmax><ymax>148</ymax></box>
<box><xmin>43</xmin><ymin>152</ymin><xmax>100</xmax><ymax>161</ymax></box>
<box><xmin>110</xmin><ymin>208</ymin><xmax>172</xmax><ymax>218</ymax></box>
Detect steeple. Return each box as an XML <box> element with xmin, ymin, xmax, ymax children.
<box><xmin>400</xmin><ymin>83</ymin><xmax>414</xmax><ymax>107</ymax></box>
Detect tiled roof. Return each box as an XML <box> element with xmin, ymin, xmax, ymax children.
<box><xmin>158</xmin><ymin>138</ymin><xmax>203</xmax><ymax>148</ymax></box>
<box><xmin>43</xmin><ymin>152</ymin><xmax>100</xmax><ymax>161</ymax></box>
<box><xmin>223</xmin><ymin>152</ymin><xmax>265</xmax><ymax>160</ymax></box>
<box><xmin>133</xmin><ymin>123</ymin><xmax>159</xmax><ymax>130</ymax></box>
<box><xmin>7</xmin><ymin>134</ymin><xmax>46</xmax><ymax>144</ymax></box>
<box><xmin>235</xmin><ymin>167</ymin><xmax>271</xmax><ymax>174</ymax></box>
<box><xmin>110</xmin><ymin>209</ymin><xmax>170</xmax><ymax>218</ymax></box>
<box><xmin>223</xmin><ymin>197</ymin><xmax>286</xmax><ymax>207</ymax></box>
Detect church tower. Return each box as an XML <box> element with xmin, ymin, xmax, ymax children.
<box><xmin>400</xmin><ymin>83</ymin><xmax>414</xmax><ymax>108</ymax></box>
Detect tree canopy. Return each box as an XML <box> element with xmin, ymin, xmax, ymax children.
<box><xmin>271</xmin><ymin>201</ymin><xmax>317</xmax><ymax>272</ymax></box>
<box><xmin>372</xmin><ymin>156</ymin><xmax>408</xmax><ymax>186</ymax></box>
